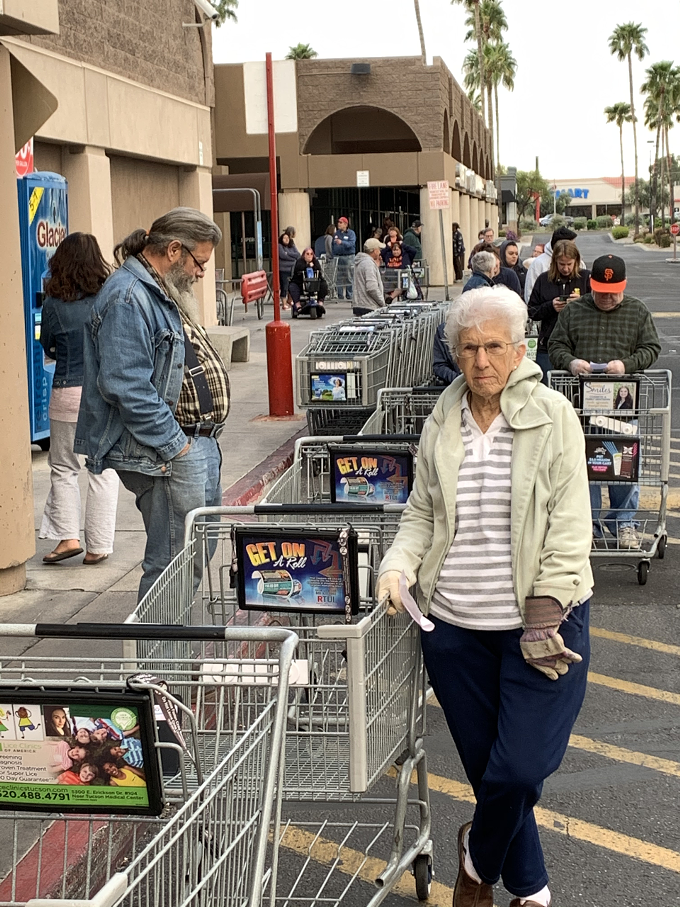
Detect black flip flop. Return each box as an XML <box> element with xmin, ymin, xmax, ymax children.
<box><xmin>43</xmin><ymin>547</ymin><xmax>84</xmax><ymax>564</ymax></box>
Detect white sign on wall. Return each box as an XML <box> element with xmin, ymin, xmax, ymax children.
<box><xmin>244</xmin><ymin>60</ymin><xmax>298</xmax><ymax>135</ymax></box>
<box><xmin>428</xmin><ymin>180</ymin><xmax>450</xmax><ymax>209</ymax></box>
<box><xmin>356</xmin><ymin>171</ymin><xmax>370</xmax><ymax>187</ymax></box>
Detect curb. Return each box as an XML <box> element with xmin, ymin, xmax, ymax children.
<box><xmin>221</xmin><ymin>427</ymin><xmax>308</xmax><ymax>506</ymax></box>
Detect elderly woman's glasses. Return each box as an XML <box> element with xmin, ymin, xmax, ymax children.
<box><xmin>455</xmin><ymin>340</ymin><xmax>518</xmax><ymax>359</ymax></box>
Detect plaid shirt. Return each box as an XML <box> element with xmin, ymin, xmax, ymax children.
<box><xmin>548</xmin><ymin>294</ymin><xmax>661</xmax><ymax>373</ymax></box>
<box><xmin>176</xmin><ymin>311</ymin><xmax>230</xmax><ymax>426</ymax></box>
<box><xmin>136</xmin><ymin>255</ymin><xmax>230</xmax><ymax>426</ymax></box>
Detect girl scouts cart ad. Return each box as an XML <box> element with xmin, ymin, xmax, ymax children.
<box><xmin>0</xmin><ymin>690</ymin><xmax>161</xmax><ymax>815</ymax></box>
<box><xmin>234</xmin><ymin>527</ymin><xmax>359</xmax><ymax>621</ymax></box>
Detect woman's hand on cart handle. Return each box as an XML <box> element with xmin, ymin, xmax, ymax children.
<box><xmin>520</xmin><ymin>595</ymin><xmax>582</xmax><ymax>681</ymax></box>
<box><xmin>377</xmin><ymin>571</ymin><xmax>404</xmax><ymax>615</ymax></box>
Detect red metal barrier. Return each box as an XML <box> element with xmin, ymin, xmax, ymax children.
<box><xmin>241</xmin><ymin>270</ymin><xmax>268</xmax><ymax>306</ymax></box>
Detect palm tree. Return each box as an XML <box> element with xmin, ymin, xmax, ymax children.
<box><xmin>464</xmin><ymin>0</ymin><xmax>507</xmax><ymax>48</ymax></box>
<box><xmin>285</xmin><ymin>44</ymin><xmax>318</xmax><ymax>60</ymax></box>
<box><xmin>609</xmin><ymin>23</ymin><xmax>648</xmax><ymax>236</ymax></box>
<box><xmin>214</xmin><ymin>0</ymin><xmax>238</xmax><ymax>26</ymax></box>
<box><xmin>452</xmin><ymin>0</ymin><xmax>485</xmax><ymax>124</ymax></box>
<box><xmin>413</xmin><ymin>0</ymin><xmax>426</xmax><ymax>62</ymax></box>
<box><xmin>605</xmin><ymin>103</ymin><xmax>633</xmax><ymax>216</ymax></box>
<box><xmin>463</xmin><ymin>47</ymin><xmax>494</xmax><ymax>166</ymax></box>
<box><xmin>642</xmin><ymin>61</ymin><xmax>680</xmax><ymax>224</ymax></box>
<box><xmin>486</xmin><ymin>41</ymin><xmax>516</xmax><ymax>168</ymax></box>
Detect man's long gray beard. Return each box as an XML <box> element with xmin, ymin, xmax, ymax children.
<box><xmin>165</xmin><ymin>263</ymin><xmax>201</xmax><ymax>323</ymax></box>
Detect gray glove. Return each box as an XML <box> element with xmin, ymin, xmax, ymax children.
<box><xmin>520</xmin><ymin>595</ymin><xmax>582</xmax><ymax>681</ymax></box>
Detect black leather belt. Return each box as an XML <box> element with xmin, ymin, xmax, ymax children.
<box><xmin>181</xmin><ymin>423</ymin><xmax>223</xmax><ymax>439</ymax></box>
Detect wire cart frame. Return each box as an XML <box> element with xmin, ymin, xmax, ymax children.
<box><xmin>127</xmin><ymin>504</ymin><xmax>434</xmax><ymax>906</ymax></box>
<box><xmin>361</xmin><ymin>387</ymin><xmax>445</xmax><ymax>436</ymax></box>
<box><xmin>549</xmin><ymin>369</ymin><xmax>671</xmax><ymax>584</ymax></box>
<box><xmin>0</xmin><ymin>622</ymin><xmax>297</xmax><ymax>907</ymax></box>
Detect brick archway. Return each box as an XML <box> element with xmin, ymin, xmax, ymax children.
<box><xmin>303</xmin><ymin>106</ymin><xmax>422</xmax><ymax>155</ymax></box>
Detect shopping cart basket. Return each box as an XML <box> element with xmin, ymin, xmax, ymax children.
<box><xmin>128</xmin><ymin>505</ymin><xmax>434</xmax><ymax>905</ymax></box>
<box><xmin>361</xmin><ymin>387</ymin><xmax>445</xmax><ymax>435</ymax></box>
<box><xmin>549</xmin><ymin>369</ymin><xmax>671</xmax><ymax>584</ymax></box>
<box><xmin>0</xmin><ymin>622</ymin><xmax>297</xmax><ymax>907</ymax></box>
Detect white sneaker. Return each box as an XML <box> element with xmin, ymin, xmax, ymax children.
<box><xmin>618</xmin><ymin>526</ymin><xmax>641</xmax><ymax>549</ymax></box>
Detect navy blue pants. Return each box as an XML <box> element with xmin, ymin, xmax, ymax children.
<box><xmin>421</xmin><ymin>601</ymin><xmax>590</xmax><ymax>897</ymax></box>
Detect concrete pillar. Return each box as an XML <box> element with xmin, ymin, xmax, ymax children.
<box><xmin>179</xmin><ymin>166</ymin><xmax>217</xmax><ymax>327</ymax></box>
<box><xmin>278</xmin><ymin>190</ymin><xmax>311</xmax><ymax>252</ymax></box>
<box><xmin>60</xmin><ymin>146</ymin><xmax>115</xmax><ymax>263</ymax></box>
<box><xmin>459</xmin><ymin>193</ymin><xmax>471</xmax><ymax>263</ymax></box>
<box><xmin>469</xmin><ymin>196</ymin><xmax>479</xmax><ymax>251</ymax></box>
<box><xmin>485</xmin><ymin>202</ymin><xmax>492</xmax><ymax>231</ymax></box>
<box><xmin>213</xmin><ymin>212</ymin><xmax>232</xmax><ymax>281</ymax></box>
<box><xmin>450</xmin><ymin>189</ymin><xmax>461</xmax><ymax>230</ymax></box>
<box><xmin>591</xmin><ymin>203</ymin><xmax>597</xmax><ymax>220</ymax></box>
<box><xmin>478</xmin><ymin>199</ymin><xmax>486</xmax><ymax>233</ymax></box>
<box><xmin>419</xmin><ymin>186</ymin><xmax>453</xmax><ymax>288</ymax></box>
<box><xmin>0</xmin><ymin>47</ymin><xmax>35</xmax><ymax>594</ymax></box>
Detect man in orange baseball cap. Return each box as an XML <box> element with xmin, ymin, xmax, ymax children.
<box><xmin>548</xmin><ymin>253</ymin><xmax>660</xmax><ymax>548</ymax></box>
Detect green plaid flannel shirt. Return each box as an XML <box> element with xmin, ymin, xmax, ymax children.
<box><xmin>548</xmin><ymin>294</ymin><xmax>661</xmax><ymax>373</ymax></box>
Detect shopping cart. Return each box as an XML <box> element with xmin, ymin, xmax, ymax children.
<box><xmin>361</xmin><ymin>387</ymin><xmax>445</xmax><ymax>435</ymax></box>
<box><xmin>549</xmin><ymin>369</ymin><xmax>671</xmax><ymax>584</ymax></box>
<box><xmin>0</xmin><ymin>621</ymin><xmax>297</xmax><ymax>907</ymax></box>
<box><xmin>319</xmin><ymin>258</ymin><xmax>339</xmax><ymax>301</ymax></box>
<box><xmin>128</xmin><ymin>505</ymin><xmax>434</xmax><ymax>905</ymax></box>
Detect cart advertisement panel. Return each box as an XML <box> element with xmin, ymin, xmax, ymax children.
<box><xmin>330</xmin><ymin>447</ymin><xmax>414</xmax><ymax>504</ymax></box>
<box><xmin>234</xmin><ymin>527</ymin><xmax>359</xmax><ymax>619</ymax></box>
<box><xmin>580</xmin><ymin>376</ymin><xmax>639</xmax><ymax>413</ymax></box>
<box><xmin>0</xmin><ymin>690</ymin><xmax>161</xmax><ymax>815</ymax></box>
<box><xmin>585</xmin><ymin>435</ymin><xmax>640</xmax><ymax>482</ymax></box>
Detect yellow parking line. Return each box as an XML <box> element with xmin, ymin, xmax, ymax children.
<box><xmin>568</xmin><ymin>734</ymin><xmax>680</xmax><ymax>778</ymax></box>
<box><xmin>278</xmin><ymin>824</ymin><xmax>459</xmax><ymax>907</ymax></box>
<box><xmin>588</xmin><ymin>671</ymin><xmax>680</xmax><ymax>705</ymax></box>
<box><xmin>422</xmin><ymin>771</ymin><xmax>680</xmax><ymax>874</ymax></box>
<box><xmin>590</xmin><ymin>627</ymin><xmax>680</xmax><ymax>657</ymax></box>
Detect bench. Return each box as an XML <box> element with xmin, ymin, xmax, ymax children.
<box><xmin>206</xmin><ymin>325</ymin><xmax>250</xmax><ymax>370</ymax></box>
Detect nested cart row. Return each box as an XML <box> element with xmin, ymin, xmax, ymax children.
<box><xmin>126</xmin><ymin>503</ymin><xmax>433</xmax><ymax>907</ymax></box>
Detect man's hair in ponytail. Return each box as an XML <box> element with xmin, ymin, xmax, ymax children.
<box><xmin>113</xmin><ymin>207</ymin><xmax>222</xmax><ymax>265</ymax></box>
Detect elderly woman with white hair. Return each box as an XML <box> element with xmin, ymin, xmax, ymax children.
<box><xmin>377</xmin><ymin>286</ymin><xmax>593</xmax><ymax>907</ymax></box>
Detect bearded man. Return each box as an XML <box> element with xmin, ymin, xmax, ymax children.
<box><xmin>75</xmin><ymin>208</ymin><xmax>229</xmax><ymax>600</ymax></box>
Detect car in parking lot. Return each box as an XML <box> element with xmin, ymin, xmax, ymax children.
<box><xmin>538</xmin><ymin>213</ymin><xmax>575</xmax><ymax>227</ymax></box>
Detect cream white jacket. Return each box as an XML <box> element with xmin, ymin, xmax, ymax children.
<box><xmin>378</xmin><ymin>357</ymin><xmax>594</xmax><ymax>623</ymax></box>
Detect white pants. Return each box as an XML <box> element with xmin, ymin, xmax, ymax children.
<box><xmin>39</xmin><ymin>420</ymin><xmax>119</xmax><ymax>554</ymax></box>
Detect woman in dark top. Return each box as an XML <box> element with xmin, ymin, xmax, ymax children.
<box><xmin>278</xmin><ymin>232</ymin><xmax>300</xmax><ymax>309</ymax></box>
<box><xmin>499</xmin><ymin>240</ymin><xmax>527</xmax><ymax>293</ymax></box>
<box><xmin>39</xmin><ymin>233</ymin><xmax>119</xmax><ymax>565</ymax></box>
<box><xmin>289</xmin><ymin>248</ymin><xmax>329</xmax><ymax>316</ymax></box>
<box><xmin>528</xmin><ymin>239</ymin><xmax>591</xmax><ymax>382</ymax></box>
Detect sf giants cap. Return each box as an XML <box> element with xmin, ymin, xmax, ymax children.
<box><xmin>590</xmin><ymin>254</ymin><xmax>627</xmax><ymax>293</ymax></box>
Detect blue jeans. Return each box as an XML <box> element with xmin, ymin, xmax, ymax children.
<box><xmin>535</xmin><ymin>350</ymin><xmax>552</xmax><ymax>387</ymax></box>
<box><xmin>118</xmin><ymin>436</ymin><xmax>222</xmax><ymax>602</ymax></box>
<box><xmin>335</xmin><ymin>257</ymin><xmax>353</xmax><ymax>299</ymax></box>
<box><xmin>590</xmin><ymin>483</ymin><xmax>640</xmax><ymax>536</ymax></box>
<box><xmin>421</xmin><ymin>603</ymin><xmax>590</xmax><ymax>898</ymax></box>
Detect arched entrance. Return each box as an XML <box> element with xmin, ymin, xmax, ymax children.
<box><xmin>304</xmin><ymin>106</ymin><xmax>422</xmax><ymax>155</ymax></box>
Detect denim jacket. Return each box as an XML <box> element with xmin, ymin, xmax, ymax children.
<box><xmin>39</xmin><ymin>296</ymin><xmax>94</xmax><ymax>388</ymax></box>
<box><xmin>74</xmin><ymin>257</ymin><xmax>187</xmax><ymax>476</ymax></box>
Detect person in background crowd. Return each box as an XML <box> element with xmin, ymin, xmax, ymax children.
<box><xmin>283</xmin><ymin>225</ymin><xmax>297</xmax><ymax>250</ymax></box>
<box><xmin>278</xmin><ymin>232</ymin><xmax>300</xmax><ymax>310</ymax></box>
<box><xmin>472</xmin><ymin>243</ymin><xmax>522</xmax><ymax>297</ymax></box>
<box><xmin>289</xmin><ymin>247</ymin><xmax>329</xmax><ymax>316</ymax></box>
<box><xmin>528</xmin><ymin>240</ymin><xmax>591</xmax><ymax>382</ymax></box>
<box><xmin>531</xmin><ymin>244</ymin><xmax>545</xmax><ymax>258</ymax></box>
<box><xmin>382</xmin><ymin>241</ymin><xmax>416</xmax><ymax>269</ymax></box>
<box><xmin>549</xmin><ymin>254</ymin><xmax>660</xmax><ymax>549</ymax></box>
<box><xmin>403</xmin><ymin>220</ymin><xmax>423</xmax><ymax>260</ymax></box>
<box><xmin>452</xmin><ymin>223</ymin><xmax>466</xmax><ymax>282</ymax></box>
<box><xmin>378</xmin><ymin>287</ymin><xmax>592</xmax><ymax>907</ymax></box>
<box><xmin>39</xmin><ymin>233</ymin><xmax>119</xmax><ymax>565</ymax></box>
<box><xmin>382</xmin><ymin>217</ymin><xmax>395</xmax><ymax>236</ymax></box>
<box><xmin>463</xmin><ymin>251</ymin><xmax>498</xmax><ymax>292</ymax></box>
<box><xmin>500</xmin><ymin>240</ymin><xmax>527</xmax><ymax>294</ymax></box>
<box><xmin>524</xmin><ymin>227</ymin><xmax>577</xmax><ymax>303</ymax></box>
<box><xmin>384</xmin><ymin>227</ymin><xmax>404</xmax><ymax>248</ymax></box>
<box><xmin>468</xmin><ymin>230</ymin><xmax>487</xmax><ymax>268</ymax></box>
<box><xmin>333</xmin><ymin>216</ymin><xmax>356</xmax><ymax>300</ymax></box>
<box><xmin>432</xmin><ymin>322</ymin><xmax>461</xmax><ymax>385</ymax></box>
<box><xmin>483</xmin><ymin>227</ymin><xmax>495</xmax><ymax>244</ymax></box>
<box><xmin>353</xmin><ymin>238</ymin><xmax>402</xmax><ymax>315</ymax></box>
<box><xmin>372</xmin><ymin>227</ymin><xmax>384</xmax><ymax>240</ymax></box>
<box><xmin>75</xmin><ymin>208</ymin><xmax>228</xmax><ymax>602</ymax></box>
<box><xmin>314</xmin><ymin>225</ymin><xmax>335</xmax><ymax>259</ymax></box>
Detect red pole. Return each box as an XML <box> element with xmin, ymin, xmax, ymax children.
<box><xmin>265</xmin><ymin>52</ymin><xmax>295</xmax><ymax>417</ymax></box>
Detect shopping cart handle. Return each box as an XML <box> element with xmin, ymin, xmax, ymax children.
<box><xmin>0</xmin><ymin>623</ymin><xmax>299</xmax><ymax>644</ymax></box>
<box><xmin>340</xmin><ymin>434</ymin><xmax>420</xmax><ymax>442</ymax></box>
<box><xmin>252</xmin><ymin>503</ymin><xmax>407</xmax><ymax>514</ymax></box>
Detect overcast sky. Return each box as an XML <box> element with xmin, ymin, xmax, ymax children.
<box><xmin>212</xmin><ymin>1</ymin><xmax>680</xmax><ymax>182</ymax></box>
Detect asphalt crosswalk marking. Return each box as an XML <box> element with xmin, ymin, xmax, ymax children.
<box><xmin>590</xmin><ymin>626</ymin><xmax>680</xmax><ymax>657</ymax></box>
<box><xmin>568</xmin><ymin>734</ymin><xmax>680</xmax><ymax>779</ymax></box>
<box><xmin>588</xmin><ymin>672</ymin><xmax>680</xmax><ymax>706</ymax></box>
